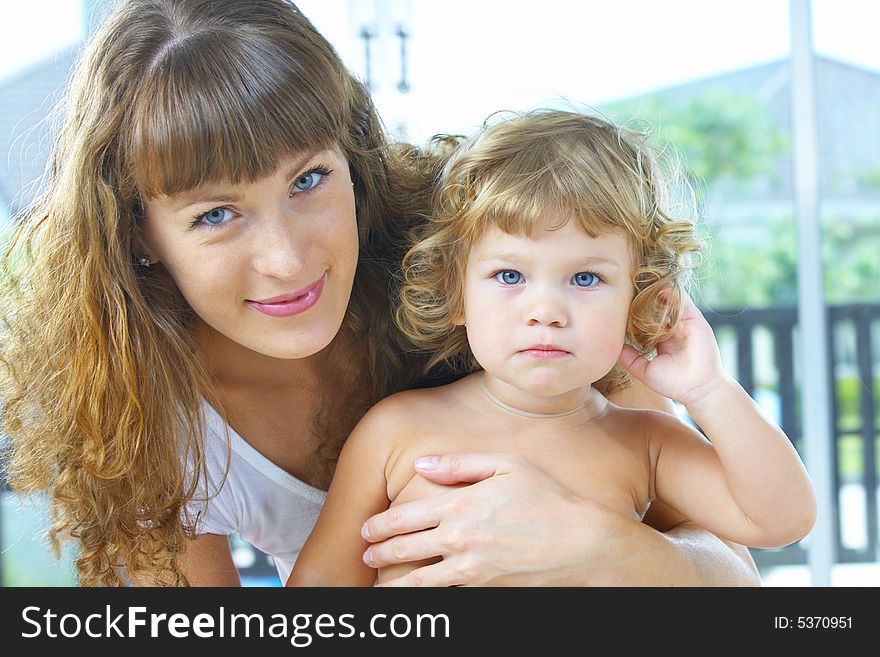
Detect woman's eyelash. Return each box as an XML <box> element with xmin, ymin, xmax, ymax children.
<box><xmin>291</xmin><ymin>165</ymin><xmax>334</xmax><ymax>195</ymax></box>
<box><xmin>189</xmin><ymin>205</ymin><xmax>233</xmax><ymax>230</ymax></box>
<box><xmin>186</xmin><ymin>164</ymin><xmax>335</xmax><ymax>230</ymax></box>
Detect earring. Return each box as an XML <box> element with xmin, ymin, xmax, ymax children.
<box><xmin>137</xmin><ymin>256</ymin><xmax>152</xmax><ymax>269</ymax></box>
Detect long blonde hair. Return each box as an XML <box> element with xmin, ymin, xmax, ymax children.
<box><xmin>0</xmin><ymin>0</ymin><xmax>436</xmax><ymax>586</ymax></box>
<box><xmin>397</xmin><ymin>110</ymin><xmax>701</xmax><ymax>390</ymax></box>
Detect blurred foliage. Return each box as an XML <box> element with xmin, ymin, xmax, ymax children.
<box><xmin>697</xmin><ymin>216</ymin><xmax>797</xmax><ymax>307</ymax></box>
<box><xmin>603</xmin><ymin>87</ymin><xmax>788</xmax><ymax>193</ymax></box>
<box><xmin>697</xmin><ymin>213</ymin><xmax>880</xmax><ymax>307</ymax></box>
<box><xmin>602</xmin><ymin>88</ymin><xmax>880</xmax><ymax>308</ymax></box>
<box><xmin>858</xmin><ymin>168</ymin><xmax>880</xmax><ymax>191</ymax></box>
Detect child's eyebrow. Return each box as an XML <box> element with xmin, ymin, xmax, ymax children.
<box><xmin>478</xmin><ymin>252</ymin><xmax>623</xmax><ymax>269</ymax></box>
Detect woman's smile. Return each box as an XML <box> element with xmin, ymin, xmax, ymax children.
<box><xmin>246</xmin><ymin>272</ymin><xmax>327</xmax><ymax>317</ymax></box>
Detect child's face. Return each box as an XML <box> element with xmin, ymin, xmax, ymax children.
<box><xmin>460</xmin><ymin>214</ymin><xmax>633</xmax><ymax>400</ymax></box>
<box><xmin>141</xmin><ymin>148</ymin><xmax>359</xmax><ymax>360</ymax></box>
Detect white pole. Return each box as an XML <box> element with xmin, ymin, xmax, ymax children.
<box><xmin>789</xmin><ymin>0</ymin><xmax>834</xmax><ymax>587</ymax></box>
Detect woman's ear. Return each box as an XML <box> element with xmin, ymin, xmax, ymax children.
<box><xmin>132</xmin><ymin>202</ymin><xmax>160</xmax><ymax>267</ymax></box>
<box><xmin>133</xmin><ymin>233</ymin><xmax>160</xmax><ymax>268</ymax></box>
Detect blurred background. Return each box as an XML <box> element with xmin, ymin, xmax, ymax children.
<box><xmin>1</xmin><ymin>0</ymin><xmax>877</xmax><ymax>586</ymax></box>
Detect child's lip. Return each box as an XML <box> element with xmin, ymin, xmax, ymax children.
<box><xmin>520</xmin><ymin>344</ymin><xmax>569</xmax><ymax>352</ymax></box>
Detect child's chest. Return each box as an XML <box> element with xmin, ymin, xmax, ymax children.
<box><xmin>386</xmin><ymin>419</ymin><xmax>654</xmax><ymax>522</ymax></box>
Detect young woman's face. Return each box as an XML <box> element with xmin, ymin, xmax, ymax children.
<box><xmin>460</xmin><ymin>215</ymin><xmax>634</xmax><ymax>411</ymax></box>
<box><xmin>141</xmin><ymin>148</ymin><xmax>359</xmax><ymax>360</ymax></box>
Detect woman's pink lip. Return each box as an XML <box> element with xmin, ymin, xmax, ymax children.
<box><xmin>246</xmin><ymin>273</ymin><xmax>326</xmax><ymax>317</ymax></box>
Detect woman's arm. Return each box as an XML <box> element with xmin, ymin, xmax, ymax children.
<box><xmin>178</xmin><ymin>534</ymin><xmax>242</xmax><ymax>586</ymax></box>
<box><xmin>640</xmin><ymin>500</ymin><xmax>760</xmax><ymax>586</ymax></box>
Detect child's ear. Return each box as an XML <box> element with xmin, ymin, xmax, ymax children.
<box><xmin>445</xmin><ymin>278</ymin><xmax>465</xmax><ymax>326</ymax></box>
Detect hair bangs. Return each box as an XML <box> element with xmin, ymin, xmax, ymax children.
<box><xmin>462</xmin><ymin>141</ymin><xmax>614</xmax><ymax>241</ymax></box>
<box><xmin>125</xmin><ymin>28</ymin><xmax>347</xmax><ymax>198</ymax></box>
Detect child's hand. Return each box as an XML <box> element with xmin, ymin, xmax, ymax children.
<box><xmin>618</xmin><ymin>290</ymin><xmax>729</xmax><ymax>408</ymax></box>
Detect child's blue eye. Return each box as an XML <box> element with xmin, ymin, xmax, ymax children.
<box><xmin>292</xmin><ymin>171</ymin><xmax>324</xmax><ymax>193</ymax></box>
<box><xmin>571</xmin><ymin>272</ymin><xmax>599</xmax><ymax>287</ymax></box>
<box><xmin>495</xmin><ymin>270</ymin><xmax>523</xmax><ymax>285</ymax></box>
<box><xmin>197</xmin><ymin>207</ymin><xmax>234</xmax><ymax>226</ymax></box>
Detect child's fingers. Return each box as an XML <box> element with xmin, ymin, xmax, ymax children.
<box><xmin>619</xmin><ymin>344</ymin><xmax>650</xmax><ymax>381</ymax></box>
<box><xmin>678</xmin><ymin>289</ymin><xmax>700</xmax><ymax>318</ymax></box>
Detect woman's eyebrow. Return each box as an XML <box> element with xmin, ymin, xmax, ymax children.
<box><xmin>281</xmin><ymin>149</ymin><xmax>324</xmax><ymax>182</ymax></box>
<box><xmin>171</xmin><ymin>150</ymin><xmax>322</xmax><ymax>211</ymax></box>
<box><xmin>173</xmin><ymin>192</ymin><xmax>240</xmax><ymax>212</ymax></box>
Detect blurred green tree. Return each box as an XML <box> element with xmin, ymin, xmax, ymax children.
<box><xmin>602</xmin><ymin>88</ymin><xmax>880</xmax><ymax>307</ymax></box>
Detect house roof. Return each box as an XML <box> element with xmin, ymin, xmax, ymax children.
<box><xmin>604</xmin><ymin>56</ymin><xmax>880</xmax><ymax>200</ymax></box>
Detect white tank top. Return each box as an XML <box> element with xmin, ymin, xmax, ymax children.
<box><xmin>187</xmin><ymin>402</ymin><xmax>327</xmax><ymax>585</ymax></box>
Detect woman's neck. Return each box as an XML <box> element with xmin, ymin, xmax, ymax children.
<box><xmin>191</xmin><ymin>318</ymin><xmax>368</xmax><ymax>490</ymax></box>
<box><xmin>192</xmin><ymin>318</ymin><xmax>323</xmax><ymax>393</ymax></box>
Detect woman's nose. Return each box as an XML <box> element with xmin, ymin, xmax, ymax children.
<box><xmin>250</xmin><ymin>210</ymin><xmax>306</xmax><ymax>280</ymax></box>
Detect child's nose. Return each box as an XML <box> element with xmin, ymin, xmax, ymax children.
<box><xmin>524</xmin><ymin>289</ymin><xmax>568</xmax><ymax>328</ymax></box>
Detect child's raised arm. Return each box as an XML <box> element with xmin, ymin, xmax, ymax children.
<box><xmin>286</xmin><ymin>403</ymin><xmax>399</xmax><ymax>587</ymax></box>
<box><xmin>619</xmin><ymin>293</ymin><xmax>817</xmax><ymax>548</ymax></box>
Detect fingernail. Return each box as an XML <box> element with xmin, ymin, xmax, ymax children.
<box><xmin>362</xmin><ymin>548</ymin><xmax>375</xmax><ymax>567</ymax></box>
<box><xmin>361</xmin><ymin>523</ymin><xmax>371</xmax><ymax>540</ymax></box>
<box><xmin>415</xmin><ymin>456</ymin><xmax>439</xmax><ymax>470</ymax></box>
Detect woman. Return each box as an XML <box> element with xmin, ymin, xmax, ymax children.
<box><xmin>0</xmin><ymin>0</ymin><xmax>758</xmax><ymax>586</ymax></box>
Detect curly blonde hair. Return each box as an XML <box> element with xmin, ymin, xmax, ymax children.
<box><xmin>0</xmin><ymin>0</ymin><xmax>436</xmax><ymax>586</ymax></box>
<box><xmin>397</xmin><ymin>110</ymin><xmax>701</xmax><ymax>391</ymax></box>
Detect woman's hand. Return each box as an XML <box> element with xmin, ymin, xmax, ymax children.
<box><xmin>361</xmin><ymin>452</ymin><xmax>669</xmax><ymax>586</ymax></box>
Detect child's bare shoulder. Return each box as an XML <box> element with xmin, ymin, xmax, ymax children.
<box><xmin>354</xmin><ymin>381</ymin><xmax>464</xmax><ymax>439</ymax></box>
<box><xmin>598</xmin><ymin>401</ymin><xmax>697</xmax><ymax>442</ymax></box>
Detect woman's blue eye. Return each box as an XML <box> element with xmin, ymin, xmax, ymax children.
<box><xmin>572</xmin><ymin>272</ymin><xmax>599</xmax><ymax>287</ymax></box>
<box><xmin>197</xmin><ymin>207</ymin><xmax>234</xmax><ymax>226</ymax></box>
<box><xmin>292</xmin><ymin>171</ymin><xmax>324</xmax><ymax>193</ymax></box>
<box><xmin>496</xmin><ymin>270</ymin><xmax>523</xmax><ymax>285</ymax></box>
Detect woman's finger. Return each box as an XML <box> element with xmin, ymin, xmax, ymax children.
<box><xmin>374</xmin><ymin>560</ymin><xmax>462</xmax><ymax>587</ymax></box>
<box><xmin>362</xmin><ymin>496</ymin><xmax>446</xmax><ymax>543</ymax></box>
<box><xmin>363</xmin><ymin>528</ymin><xmax>443</xmax><ymax>567</ymax></box>
<box><xmin>412</xmin><ymin>451</ymin><xmax>527</xmax><ymax>485</ymax></box>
